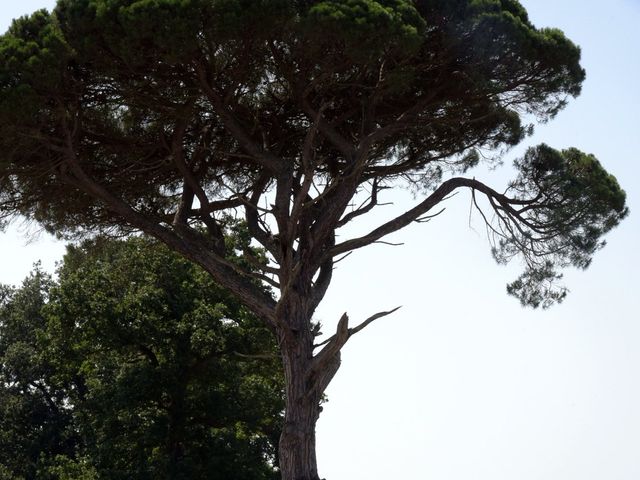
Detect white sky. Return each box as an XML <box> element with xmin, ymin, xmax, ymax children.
<box><xmin>1</xmin><ymin>1</ymin><xmax>639</xmax><ymax>479</ymax></box>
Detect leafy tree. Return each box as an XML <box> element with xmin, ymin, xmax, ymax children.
<box><xmin>0</xmin><ymin>237</ymin><xmax>283</xmax><ymax>479</ymax></box>
<box><xmin>0</xmin><ymin>270</ymin><xmax>75</xmax><ymax>480</ymax></box>
<box><xmin>0</xmin><ymin>1</ymin><xmax>628</xmax><ymax>479</ymax></box>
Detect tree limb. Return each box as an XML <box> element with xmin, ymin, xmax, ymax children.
<box><xmin>327</xmin><ymin>177</ymin><xmax>531</xmax><ymax>259</ymax></box>
<box><xmin>195</xmin><ymin>61</ymin><xmax>282</xmax><ymax>172</ymax></box>
<box><xmin>313</xmin><ymin>306</ymin><xmax>402</xmax><ymax>350</ymax></box>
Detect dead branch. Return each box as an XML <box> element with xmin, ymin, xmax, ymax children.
<box><xmin>348</xmin><ymin>306</ymin><xmax>402</xmax><ymax>338</ymax></box>
<box><xmin>313</xmin><ymin>306</ymin><xmax>402</xmax><ymax>350</ymax></box>
<box><xmin>373</xmin><ymin>240</ymin><xmax>404</xmax><ymax>246</ymax></box>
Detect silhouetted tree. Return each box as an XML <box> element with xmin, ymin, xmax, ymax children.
<box><xmin>0</xmin><ymin>2</ymin><xmax>627</xmax><ymax>478</ymax></box>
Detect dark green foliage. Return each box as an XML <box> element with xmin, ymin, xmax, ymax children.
<box><xmin>489</xmin><ymin>145</ymin><xmax>628</xmax><ymax>307</ymax></box>
<box><xmin>0</xmin><ymin>238</ymin><xmax>282</xmax><ymax>480</ymax></box>
<box><xmin>0</xmin><ymin>271</ymin><xmax>76</xmax><ymax>480</ymax></box>
<box><xmin>306</xmin><ymin>0</ymin><xmax>427</xmax><ymax>56</ymax></box>
<box><xmin>0</xmin><ymin>1</ymin><xmax>618</xmax><ymax>311</ymax></box>
<box><xmin>0</xmin><ymin>0</ymin><xmax>587</xmax><ymax>229</ymax></box>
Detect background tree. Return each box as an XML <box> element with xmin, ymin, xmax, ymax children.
<box><xmin>0</xmin><ymin>1</ymin><xmax>628</xmax><ymax>479</ymax></box>
<box><xmin>0</xmin><ymin>269</ymin><xmax>76</xmax><ymax>480</ymax></box>
<box><xmin>0</xmin><ymin>237</ymin><xmax>283</xmax><ymax>480</ymax></box>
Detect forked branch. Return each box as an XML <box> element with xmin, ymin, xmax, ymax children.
<box><xmin>306</xmin><ymin>306</ymin><xmax>401</xmax><ymax>395</ymax></box>
<box><xmin>313</xmin><ymin>306</ymin><xmax>402</xmax><ymax>355</ymax></box>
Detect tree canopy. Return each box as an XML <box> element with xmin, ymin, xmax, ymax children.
<box><xmin>0</xmin><ymin>0</ymin><xmax>626</xmax><ymax>310</ymax></box>
<box><xmin>0</xmin><ymin>1</ymin><xmax>628</xmax><ymax>479</ymax></box>
<box><xmin>0</xmin><ymin>237</ymin><xmax>282</xmax><ymax>480</ymax></box>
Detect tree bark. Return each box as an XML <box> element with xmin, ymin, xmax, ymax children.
<box><xmin>279</xmin><ymin>351</ymin><xmax>322</xmax><ymax>480</ymax></box>
<box><xmin>276</xmin><ymin>295</ymin><xmax>328</xmax><ymax>480</ymax></box>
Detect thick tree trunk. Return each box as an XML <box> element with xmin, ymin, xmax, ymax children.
<box><xmin>276</xmin><ymin>292</ymin><xmax>333</xmax><ymax>480</ymax></box>
<box><xmin>279</xmin><ymin>346</ymin><xmax>323</xmax><ymax>480</ymax></box>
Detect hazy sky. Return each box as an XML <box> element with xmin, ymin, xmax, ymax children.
<box><xmin>1</xmin><ymin>2</ymin><xmax>639</xmax><ymax>479</ymax></box>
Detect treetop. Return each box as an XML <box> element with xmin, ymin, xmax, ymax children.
<box><xmin>0</xmin><ymin>1</ymin><xmax>625</xmax><ymax>314</ymax></box>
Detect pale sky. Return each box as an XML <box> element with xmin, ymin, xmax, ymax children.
<box><xmin>1</xmin><ymin>2</ymin><xmax>639</xmax><ymax>479</ymax></box>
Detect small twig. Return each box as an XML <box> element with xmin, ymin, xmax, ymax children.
<box><xmin>333</xmin><ymin>251</ymin><xmax>353</xmax><ymax>265</ymax></box>
<box><xmin>441</xmin><ymin>191</ymin><xmax>460</xmax><ymax>202</ymax></box>
<box><xmin>373</xmin><ymin>240</ymin><xmax>404</xmax><ymax>247</ymax></box>
<box><xmin>415</xmin><ymin>207</ymin><xmax>446</xmax><ymax>223</ymax></box>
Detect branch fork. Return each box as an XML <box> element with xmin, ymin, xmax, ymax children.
<box><xmin>307</xmin><ymin>307</ymin><xmax>402</xmax><ymax>394</ymax></box>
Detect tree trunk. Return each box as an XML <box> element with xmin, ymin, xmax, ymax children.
<box><xmin>279</xmin><ymin>345</ymin><xmax>323</xmax><ymax>480</ymax></box>
<box><xmin>276</xmin><ymin>292</ymin><xmax>334</xmax><ymax>480</ymax></box>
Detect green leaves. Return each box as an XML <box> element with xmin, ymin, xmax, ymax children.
<box><xmin>307</xmin><ymin>0</ymin><xmax>426</xmax><ymax>57</ymax></box>
<box><xmin>0</xmin><ymin>0</ymin><xmax>594</xmax><ymax>236</ymax></box>
<box><xmin>0</xmin><ymin>9</ymin><xmax>72</xmax><ymax>110</ymax></box>
<box><xmin>0</xmin><ymin>270</ymin><xmax>73</xmax><ymax>480</ymax></box>
<box><xmin>207</xmin><ymin>0</ymin><xmax>294</xmax><ymax>38</ymax></box>
<box><xmin>0</xmin><ymin>11</ymin><xmax>60</xmax><ymax>132</ymax></box>
<box><xmin>493</xmin><ymin>144</ymin><xmax>628</xmax><ymax>308</ymax></box>
<box><xmin>506</xmin><ymin>261</ymin><xmax>567</xmax><ymax>309</ymax></box>
<box><xmin>0</xmin><ymin>1</ymin><xmax>627</xmax><ymax>313</ymax></box>
<box><xmin>0</xmin><ymin>237</ymin><xmax>282</xmax><ymax>479</ymax></box>
<box><xmin>515</xmin><ymin>144</ymin><xmax>627</xmax><ymax>262</ymax></box>
<box><xmin>442</xmin><ymin>0</ymin><xmax>584</xmax><ymax>116</ymax></box>
<box><xmin>3</xmin><ymin>9</ymin><xmax>69</xmax><ymax>73</ymax></box>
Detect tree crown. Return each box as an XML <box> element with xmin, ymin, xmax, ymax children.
<box><xmin>0</xmin><ymin>0</ymin><xmax>627</xmax><ymax>314</ymax></box>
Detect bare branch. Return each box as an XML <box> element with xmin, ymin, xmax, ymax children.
<box><xmin>327</xmin><ymin>177</ymin><xmax>465</xmax><ymax>258</ymax></box>
<box><xmin>310</xmin><ymin>257</ymin><xmax>334</xmax><ymax>312</ymax></box>
<box><xmin>173</xmin><ymin>179</ymin><xmax>195</xmax><ymax>227</ymax></box>
<box><xmin>58</xmin><ymin>112</ymin><xmax>278</xmax><ymax>325</ymax></box>
<box><xmin>327</xmin><ymin>177</ymin><xmax>540</xmax><ymax>260</ymax></box>
<box><xmin>245</xmin><ymin>177</ymin><xmax>281</xmax><ymax>262</ymax></box>
<box><xmin>358</xmin><ymin>85</ymin><xmax>448</xmax><ymax>152</ymax></box>
<box><xmin>415</xmin><ymin>207</ymin><xmax>446</xmax><ymax>223</ymax></box>
<box><xmin>332</xmin><ymin>251</ymin><xmax>353</xmax><ymax>265</ymax></box>
<box><xmin>195</xmin><ymin>61</ymin><xmax>282</xmax><ymax>171</ymax></box>
<box><xmin>373</xmin><ymin>240</ymin><xmax>404</xmax><ymax>247</ymax></box>
<box><xmin>309</xmin><ymin>313</ymin><xmax>349</xmax><ymax>373</ymax></box>
<box><xmin>337</xmin><ymin>179</ymin><xmax>382</xmax><ymax>228</ymax></box>
<box><xmin>170</xmin><ymin>113</ymin><xmax>210</xmax><ymax>211</ymax></box>
<box><xmin>348</xmin><ymin>306</ymin><xmax>402</xmax><ymax>338</ymax></box>
<box><xmin>313</xmin><ymin>306</ymin><xmax>402</xmax><ymax>349</ymax></box>
<box><xmin>193</xmin><ymin>196</ymin><xmax>245</xmax><ymax>215</ymax></box>
<box><xmin>290</xmin><ymin>104</ymin><xmax>327</xmax><ymax>233</ymax></box>
<box><xmin>301</xmin><ymin>98</ymin><xmax>356</xmax><ymax>160</ymax></box>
